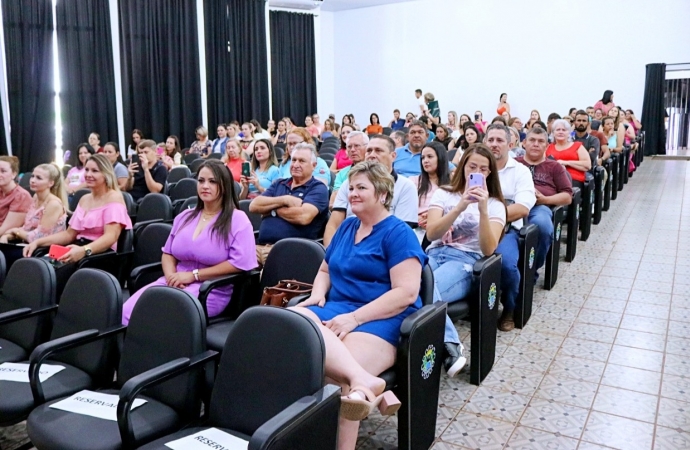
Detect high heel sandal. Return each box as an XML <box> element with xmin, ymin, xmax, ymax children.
<box><xmin>340</xmin><ymin>385</ymin><xmax>401</xmax><ymax>421</ymax></box>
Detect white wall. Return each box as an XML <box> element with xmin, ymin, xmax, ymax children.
<box><xmin>327</xmin><ymin>0</ymin><xmax>690</xmax><ymax>125</ymax></box>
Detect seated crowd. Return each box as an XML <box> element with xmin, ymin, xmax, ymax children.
<box><xmin>0</xmin><ymin>88</ymin><xmax>643</xmax><ymax>450</ymax></box>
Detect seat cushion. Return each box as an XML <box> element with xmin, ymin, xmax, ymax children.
<box><xmin>206</xmin><ymin>320</ymin><xmax>236</xmax><ymax>352</ymax></box>
<box><xmin>0</xmin><ymin>361</ymin><xmax>92</xmax><ymax>426</ymax></box>
<box><xmin>27</xmin><ymin>389</ymin><xmax>181</xmax><ymax>450</ymax></box>
<box><xmin>0</xmin><ymin>339</ymin><xmax>27</xmax><ymax>364</ymax></box>
<box><xmin>137</xmin><ymin>426</ymin><xmax>251</xmax><ymax>449</ymax></box>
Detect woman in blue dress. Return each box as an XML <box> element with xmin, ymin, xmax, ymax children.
<box><xmin>239</xmin><ymin>138</ymin><xmax>280</xmax><ymax>200</ymax></box>
<box><xmin>291</xmin><ymin>161</ymin><xmax>426</xmax><ymax>450</ymax></box>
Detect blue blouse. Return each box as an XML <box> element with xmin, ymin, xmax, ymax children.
<box><xmin>248</xmin><ymin>165</ymin><xmax>280</xmax><ymax>195</ymax></box>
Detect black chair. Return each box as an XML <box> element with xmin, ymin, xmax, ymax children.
<box><xmin>592</xmin><ymin>165</ymin><xmax>606</xmax><ymax>225</ymax></box>
<box><xmin>122</xmin><ymin>191</ymin><xmax>137</xmax><ymax>224</ymax></box>
<box><xmin>0</xmin><ymin>258</ymin><xmax>56</xmax><ymax>364</ymax></box>
<box><xmin>447</xmin><ymin>149</ymin><xmax>457</xmax><ymax>162</ymax></box>
<box><xmin>137</xmin><ymin>308</ymin><xmax>340</xmax><ymax>450</ymax></box>
<box><xmin>26</xmin><ymin>287</ymin><xmax>214</xmax><ymax>450</ymax></box>
<box><xmin>189</xmin><ymin>158</ymin><xmax>205</xmax><ymax>175</ymax></box>
<box><xmin>514</xmin><ymin>224</ymin><xmax>538</xmax><ymax>329</ymax></box>
<box><xmin>239</xmin><ymin>199</ymin><xmax>262</xmax><ymax>233</ymax></box>
<box><xmin>174</xmin><ymin>197</ymin><xmax>198</xmax><ymax>217</ymax></box>
<box><xmin>133</xmin><ymin>194</ymin><xmax>173</xmax><ymax>241</ymax></box>
<box><xmin>76</xmin><ymin>228</ymin><xmax>135</xmax><ymax>288</ymax></box>
<box><xmin>205</xmin><ymin>238</ymin><xmax>325</xmax><ymax>352</ymax></box>
<box><xmin>609</xmin><ymin>152</ymin><xmax>620</xmax><ymax>201</ymax></box>
<box><xmin>322</xmin><ymin>137</ymin><xmax>339</xmax><ymax>147</ymax></box>
<box><xmin>602</xmin><ymin>158</ymin><xmax>613</xmax><ymax>212</ymax></box>
<box><xmin>274</xmin><ymin>145</ymin><xmax>284</xmax><ymax>160</ymax></box>
<box><xmin>578</xmin><ymin>177</ymin><xmax>594</xmax><ymax>241</ymax></box>
<box><xmin>19</xmin><ymin>172</ymin><xmax>34</xmax><ymax>196</ymax></box>
<box><xmin>68</xmin><ymin>188</ymin><xmax>90</xmax><ymax>212</ymax></box>
<box><xmin>544</xmin><ymin>205</ymin><xmax>567</xmax><ymax>290</ymax></box>
<box><xmin>169</xmin><ymin>178</ymin><xmax>199</xmax><ymax>215</ymax></box>
<box><xmin>183</xmin><ymin>153</ymin><xmax>200</xmax><ymax>165</ymax></box>
<box><xmin>621</xmin><ymin>147</ymin><xmax>631</xmax><ymax>186</ymax></box>
<box><xmin>563</xmin><ymin>187</ymin><xmax>581</xmax><ymax>262</ymax></box>
<box><xmin>319</xmin><ymin>147</ymin><xmax>338</xmax><ymax>157</ymax></box>
<box><xmin>0</xmin><ymin>251</ymin><xmax>6</xmax><ymax>288</ymax></box>
<box><xmin>321</xmin><ymin>153</ymin><xmax>335</xmax><ymax>167</ymax></box>
<box><xmin>382</xmin><ymin>127</ymin><xmax>392</xmax><ymax>136</ymax></box>
<box><xmin>128</xmin><ymin>223</ymin><xmax>173</xmax><ymax>295</ymax></box>
<box><xmin>167</xmin><ymin>166</ymin><xmax>192</xmax><ymax>184</ymax></box>
<box><xmin>0</xmin><ymin>269</ymin><xmax>122</xmax><ymax>428</ymax></box>
<box><xmin>207</xmin><ymin>153</ymin><xmax>222</xmax><ymax>160</ymax></box>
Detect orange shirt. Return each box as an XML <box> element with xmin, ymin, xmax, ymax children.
<box><xmin>366</xmin><ymin>124</ymin><xmax>383</xmax><ymax>135</ymax></box>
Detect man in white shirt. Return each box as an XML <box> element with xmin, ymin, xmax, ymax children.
<box><xmin>324</xmin><ymin>134</ymin><xmax>418</xmax><ymax>247</ymax></box>
<box><xmin>485</xmin><ymin>123</ymin><xmax>536</xmax><ymax>331</ymax></box>
<box><xmin>415</xmin><ymin>89</ymin><xmax>428</xmax><ymax>115</ymax></box>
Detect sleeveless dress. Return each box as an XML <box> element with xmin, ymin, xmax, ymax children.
<box><xmin>546</xmin><ymin>142</ymin><xmax>586</xmax><ymax>182</ymax></box>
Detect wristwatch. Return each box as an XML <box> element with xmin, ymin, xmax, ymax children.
<box><xmin>84</xmin><ymin>246</ymin><xmax>92</xmax><ymax>257</ymax></box>
<box><xmin>193</xmin><ymin>269</ymin><xmax>200</xmax><ymax>281</ymax></box>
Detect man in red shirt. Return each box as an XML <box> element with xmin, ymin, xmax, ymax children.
<box><xmin>516</xmin><ymin>127</ymin><xmax>573</xmax><ymax>278</ymax></box>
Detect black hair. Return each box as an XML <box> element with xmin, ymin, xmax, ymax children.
<box><xmin>74</xmin><ymin>143</ymin><xmax>96</xmax><ymax>168</ymax></box>
<box><xmin>547</xmin><ymin>113</ymin><xmax>561</xmax><ymax>122</ymax></box>
<box><xmin>104</xmin><ymin>142</ymin><xmax>124</xmax><ymax>164</ymax></box>
<box><xmin>602</xmin><ymin>90</ymin><xmax>614</xmax><ymax>104</ymax></box>
<box><xmin>417</xmin><ymin>141</ymin><xmax>450</xmax><ymax>205</ymax></box>
<box><xmin>370</xmin><ymin>113</ymin><xmax>380</xmax><ymax>125</ymax></box>
<box><xmin>532</xmin><ymin>120</ymin><xmax>547</xmax><ymax>130</ymax></box>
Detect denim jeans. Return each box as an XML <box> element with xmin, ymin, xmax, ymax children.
<box><xmin>496</xmin><ymin>228</ymin><xmax>520</xmax><ymax>312</ymax></box>
<box><xmin>427</xmin><ymin>246</ymin><xmax>482</xmax><ymax>344</ymax></box>
<box><xmin>528</xmin><ymin>205</ymin><xmax>554</xmax><ymax>273</ymax></box>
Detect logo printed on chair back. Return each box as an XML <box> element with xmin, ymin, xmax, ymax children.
<box><xmin>556</xmin><ymin>223</ymin><xmax>561</xmax><ymax>240</ymax></box>
<box><xmin>488</xmin><ymin>283</ymin><xmax>497</xmax><ymax>310</ymax></box>
<box><xmin>528</xmin><ymin>248</ymin><xmax>535</xmax><ymax>269</ymax></box>
<box><xmin>421</xmin><ymin>345</ymin><xmax>436</xmax><ymax>380</ymax></box>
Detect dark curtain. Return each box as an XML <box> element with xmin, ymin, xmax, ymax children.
<box><xmin>204</xmin><ymin>0</ymin><xmax>269</xmax><ymax>127</ymax></box>
<box><xmin>119</xmin><ymin>0</ymin><xmax>202</xmax><ymax>148</ymax></box>
<box><xmin>0</xmin><ymin>105</ymin><xmax>7</xmax><ymax>156</ymax></box>
<box><xmin>270</xmin><ymin>11</ymin><xmax>316</xmax><ymax>123</ymax></box>
<box><xmin>641</xmin><ymin>63</ymin><xmax>667</xmax><ymax>156</ymax></box>
<box><xmin>56</xmin><ymin>0</ymin><xmax>118</xmax><ymax>154</ymax></box>
<box><xmin>2</xmin><ymin>0</ymin><xmax>54</xmax><ymax>172</ymax></box>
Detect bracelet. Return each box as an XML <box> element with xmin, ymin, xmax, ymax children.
<box><xmin>352</xmin><ymin>313</ymin><xmax>361</xmax><ymax>326</ymax></box>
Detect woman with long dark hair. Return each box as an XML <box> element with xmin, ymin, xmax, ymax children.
<box><xmin>102</xmin><ymin>142</ymin><xmax>129</xmax><ymax>190</ymax></box>
<box><xmin>121</xmin><ymin>159</ymin><xmax>258</xmax><ymax>324</ymax></box>
<box><xmin>408</xmin><ymin>142</ymin><xmax>451</xmax><ymax>241</ymax></box>
<box><xmin>365</xmin><ymin>113</ymin><xmax>383</xmax><ymax>135</ymax></box>
<box><xmin>426</xmin><ymin>144</ymin><xmax>506</xmax><ymax>378</ymax></box>
<box><xmin>240</xmin><ymin>139</ymin><xmax>280</xmax><ymax>200</ymax></box>
<box><xmin>593</xmin><ymin>90</ymin><xmax>616</xmax><ymax>115</ymax></box>
<box><xmin>162</xmin><ymin>135</ymin><xmax>182</xmax><ymax>169</ymax></box>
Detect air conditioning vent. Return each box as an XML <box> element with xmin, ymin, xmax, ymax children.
<box><xmin>269</xmin><ymin>0</ymin><xmax>322</xmax><ymax>10</ymax></box>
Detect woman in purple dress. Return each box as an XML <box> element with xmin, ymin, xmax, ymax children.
<box><xmin>122</xmin><ymin>160</ymin><xmax>258</xmax><ymax>324</ymax></box>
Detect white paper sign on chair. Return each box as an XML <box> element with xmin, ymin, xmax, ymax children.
<box><xmin>49</xmin><ymin>390</ymin><xmax>147</xmax><ymax>421</ymax></box>
<box><xmin>0</xmin><ymin>362</ymin><xmax>65</xmax><ymax>382</ymax></box>
<box><xmin>165</xmin><ymin>427</ymin><xmax>248</xmax><ymax>450</ymax></box>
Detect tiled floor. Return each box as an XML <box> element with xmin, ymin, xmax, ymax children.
<box><xmin>353</xmin><ymin>159</ymin><xmax>690</xmax><ymax>450</ymax></box>
<box><xmin>1</xmin><ymin>159</ymin><xmax>689</xmax><ymax>450</ymax></box>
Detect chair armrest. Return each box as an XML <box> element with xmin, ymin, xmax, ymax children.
<box><xmin>249</xmin><ymin>385</ymin><xmax>341</xmax><ymax>450</ymax></box>
<box><xmin>399</xmin><ymin>302</ymin><xmax>446</xmax><ymax>337</ymax></box>
<box><xmin>0</xmin><ymin>305</ymin><xmax>57</xmax><ymax>326</ymax></box>
<box><xmin>132</xmin><ymin>218</ymin><xmax>164</xmax><ymax>231</ymax></box>
<box><xmin>286</xmin><ymin>293</ymin><xmax>311</xmax><ymax>308</ymax></box>
<box><xmin>117</xmin><ymin>350</ymin><xmax>219</xmax><ymax>448</ymax></box>
<box><xmin>128</xmin><ymin>262</ymin><xmax>164</xmax><ymax>295</ymax></box>
<box><xmin>78</xmin><ymin>251</ymin><xmax>135</xmax><ymax>285</ymax></box>
<box><xmin>32</xmin><ymin>246</ymin><xmax>49</xmax><ymax>258</ymax></box>
<box><xmin>472</xmin><ymin>254</ymin><xmax>501</xmax><ymax>275</ymax></box>
<box><xmin>198</xmin><ymin>271</ymin><xmax>258</xmax><ymax>321</ymax></box>
<box><xmin>29</xmin><ymin>325</ymin><xmax>126</xmax><ymax>404</ymax></box>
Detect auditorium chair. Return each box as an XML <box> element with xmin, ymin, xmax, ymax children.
<box><xmin>206</xmin><ymin>153</ymin><xmax>222</xmax><ymax>160</ymax></box>
<box><xmin>136</xmin><ymin>308</ymin><xmax>340</xmax><ymax>450</ymax></box>
<box><xmin>578</xmin><ymin>176</ymin><xmax>594</xmax><ymax>241</ymax></box>
<box><xmin>321</xmin><ymin>153</ymin><xmax>335</xmax><ymax>167</ymax></box>
<box><xmin>592</xmin><ymin>165</ymin><xmax>606</xmax><ymax>225</ymax></box>
<box><xmin>183</xmin><ymin>153</ymin><xmax>200</xmax><ymax>165</ymax></box>
<box><xmin>563</xmin><ymin>187</ymin><xmax>581</xmax><ymax>262</ymax></box>
<box><xmin>166</xmin><ymin>166</ymin><xmax>192</xmax><ymax>189</ymax></box>
<box><xmin>239</xmin><ymin>199</ymin><xmax>262</xmax><ymax>238</ymax></box>
<box><xmin>602</xmin><ymin>158</ymin><xmax>613</xmax><ymax>212</ymax></box>
<box><xmin>0</xmin><ymin>259</ymin><xmax>56</xmax><ymax>365</ymax></box>
<box><xmin>382</xmin><ymin>127</ymin><xmax>392</xmax><ymax>136</ymax></box>
<box><xmin>168</xmin><ymin>178</ymin><xmax>199</xmax><ymax>215</ymax></box>
<box><xmin>132</xmin><ymin>193</ymin><xmax>173</xmax><ymax>242</ymax></box>
<box><xmin>26</xmin><ymin>287</ymin><xmax>214</xmax><ymax>450</ymax></box>
<box><xmin>189</xmin><ymin>158</ymin><xmax>205</xmax><ymax>175</ymax></box>
<box><xmin>0</xmin><ymin>269</ymin><xmax>122</xmax><ymax>429</ymax></box>
<box><xmin>0</xmin><ymin>251</ymin><xmax>6</xmax><ymax>288</ymax></box>
<box><xmin>274</xmin><ymin>145</ymin><xmax>284</xmax><ymax>160</ymax></box>
<box><xmin>122</xmin><ymin>192</ymin><xmax>137</xmax><ymax>223</ymax></box>
<box><xmin>174</xmin><ymin>197</ymin><xmax>197</xmax><ymax>217</ymax></box>
<box><xmin>609</xmin><ymin>152</ymin><xmax>620</xmax><ymax>201</ymax></box>
<box><xmin>68</xmin><ymin>189</ymin><xmax>90</xmax><ymax>212</ymax></box>
<box><xmin>544</xmin><ymin>205</ymin><xmax>567</xmax><ymax>290</ymax></box>
<box><xmin>514</xmin><ymin>224</ymin><xmax>538</xmax><ymax>328</ymax></box>
<box><xmin>127</xmin><ymin>223</ymin><xmax>173</xmax><ymax>296</ymax></box>
<box><xmin>622</xmin><ymin>147</ymin><xmax>631</xmax><ymax>186</ymax></box>
<box><xmin>19</xmin><ymin>172</ymin><xmax>33</xmax><ymax>196</ymax></box>
<box><xmin>322</xmin><ymin>136</ymin><xmax>339</xmax><ymax>147</ymax></box>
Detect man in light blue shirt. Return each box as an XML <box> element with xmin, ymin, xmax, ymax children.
<box><xmin>393</xmin><ymin>120</ymin><xmax>427</xmax><ymax>177</ymax></box>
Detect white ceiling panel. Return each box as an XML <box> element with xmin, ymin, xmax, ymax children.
<box><xmin>321</xmin><ymin>0</ymin><xmax>422</xmax><ymax>12</ymax></box>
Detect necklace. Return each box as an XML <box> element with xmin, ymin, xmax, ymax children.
<box><xmin>201</xmin><ymin>210</ymin><xmax>219</xmax><ymax>222</ymax></box>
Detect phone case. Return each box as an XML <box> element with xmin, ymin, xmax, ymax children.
<box><xmin>469</xmin><ymin>173</ymin><xmax>484</xmax><ymax>188</ymax></box>
<box><xmin>48</xmin><ymin>245</ymin><xmax>70</xmax><ymax>260</ymax></box>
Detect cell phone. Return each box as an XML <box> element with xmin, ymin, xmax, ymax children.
<box><xmin>468</xmin><ymin>173</ymin><xmax>484</xmax><ymax>189</ymax></box>
<box><xmin>156</xmin><ymin>147</ymin><xmax>164</xmax><ymax>156</ymax></box>
<box><xmin>48</xmin><ymin>244</ymin><xmax>70</xmax><ymax>260</ymax></box>
<box><xmin>242</xmin><ymin>161</ymin><xmax>251</xmax><ymax>177</ymax></box>
<box><xmin>131</xmin><ymin>154</ymin><xmax>140</xmax><ymax>166</ymax></box>
<box><xmin>474</xmin><ymin>114</ymin><xmax>480</xmax><ymax>120</ymax></box>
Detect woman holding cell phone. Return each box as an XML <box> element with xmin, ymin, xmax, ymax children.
<box><xmin>424</xmin><ymin>143</ymin><xmax>506</xmax><ymax>378</ymax></box>
<box><xmin>239</xmin><ymin>139</ymin><xmax>280</xmax><ymax>200</ymax></box>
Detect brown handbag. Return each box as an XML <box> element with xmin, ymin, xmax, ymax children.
<box><xmin>260</xmin><ymin>280</ymin><xmax>313</xmax><ymax>308</ymax></box>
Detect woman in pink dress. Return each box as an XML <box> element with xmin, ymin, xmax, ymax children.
<box><xmin>330</xmin><ymin>124</ymin><xmax>354</xmax><ymax>174</ymax></box>
<box><xmin>122</xmin><ymin>160</ymin><xmax>258</xmax><ymax>324</ymax></box>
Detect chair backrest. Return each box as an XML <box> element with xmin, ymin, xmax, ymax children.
<box><xmin>69</xmin><ymin>188</ymin><xmax>91</xmax><ymax>212</ymax></box>
<box><xmin>19</xmin><ymin>172</ymin><xmax>32</xmax><ymax>192</ymax></box>
<box><xmin>175</xmin><ymin>197</ymin><xmax>198</xmax><ymax>216</ymax></box>
<box><xmin>121</xmin><ymin>191</ymin><xmax>137</xmax><ymax>217</ymax></box>
<box><xmin>420</xmin><ymin>264</ymin><xmax>434</xmax><ymax>306</ymax></box>
<box><xmin>169</xmin><ymin>178</ymin><xmax>198</xmax><ymax>202</ymax></box>
<box><xmin>207</xmin><ymin>153</ymin><xmax>223</xmax><ymax>160</ymax></box>
<box><xmin>132</xmin><ymin>223</ymin><xmax>172</xmax><ymax>268</ymax></box>
<box><xmin>382</xmin><ymin>127</ymin><xmax>392</xmax><ymax>136</ymax></box>
<box><xmin>321</xmin><ymin>154</ymin><xmax>335</xmax><ymax>167</ymax></box>
<box><xmin>167</xmin><ymin>166</ymin><xmax>192</xmax><ymax>183</ymax></box>
<box><xmin>50</xmin><ymin>269</ymin><xmax>122</xmax><ymax>383</ymax></box>
<box><xmin>189</xmin><ymin>158</ymin><xmax>205</xmax><ymax>174</ymax></box>
<box><xmin>323</xmin><ymin>137</ymin><xmax>339</xmax><ymax>147</ymax></box>
<box><xmin>238</xmin><ymin>199</ymin><xmax>262</xmax><ymax>232</ymax></box>
<box><xmin>261</xmin><ymin>238</ymin><xmax>325</xmax><ymax>290</ymax></box>
<box><xmin>0</xmin><ymin>258</ymin><xmax>56</xmax><ymax>352</ymax></box>
<box><xmin>0</xmin><ymin>251</ymin><xmax>6</xmax><ymax>288</ymax></box>
<box><xmin>274</xmin><ymin>146</ymin><xmax>284</xmax><ymax>160</ymax></box>
<box><xmin>183</xmin><ymin>153</ymin><xmax>199</xmax><ymax>164</ymax></box>
<box><xmin>209</xmin><ymin>307</ymin><xmax>325</xmax><ymax>435</ymax></box>
<box><xmin>135</xmin><ymin>193</ymin><xmax>173</xmax><ymax>223</ymax></box>
<box><xmin>118</xmin><ymin>286</ymin><xmax>207</xmax><ymax>416</ymax></box>
<box><xmin>116</xmin><ymin>228</ymin><xmax>134</xmax><ymax>253</ymax></box>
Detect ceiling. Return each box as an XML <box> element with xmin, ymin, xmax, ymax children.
<box><xmin>320</xmin><ymin>0</ymin><xmax>422</xmax><ymax>12</ymax></box>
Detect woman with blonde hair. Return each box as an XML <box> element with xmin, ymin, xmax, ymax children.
<box><xmin>0</xmin><ymin>163</ymin><xmax>68</xmax><ymax>268</ymax></box>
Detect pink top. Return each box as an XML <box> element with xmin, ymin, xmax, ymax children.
<box><xmin>66</xmin><ymin>166</ymin><xmax>85</xmax><ymax>188</ymax></box>
<box><xmin>334</xmin><ymin>149</ymin><xmax>352</xmax><ymax>170</ymax></box>
<box><xmin>306</xmin><ymin>125</ymin><xmax>320</xmax><ymax>138</ymax></box>
<box><xmin>0</xmin><ymin>185</ymin><xmax>32</xmax><ymax>224</ymax></box>
<box><xmin>409</xmin><ymin>175</ymin><xmax>439</xmax><ymax>214</ymax></box>
<box><xmin>69</xmin><ymin>202</ymin><xmax>133</xmax><ymax>250</ymax></box>
<box><xmin>593</xmin><ymin>100</ymin><xmax>615</xmax><ymax>115</ymax></box>
<box><xmin>22</xmin><ymin>198</ymin><xmax>67</xmax><ymax>243</ymax></box>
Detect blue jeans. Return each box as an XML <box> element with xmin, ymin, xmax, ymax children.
<box><xmin>427</xmin><ymin>246</ymin><xmax>482</xmax><ymax>344</ymax></box>
<box><xmin>528</xmin><ymin>205</ymin><xmax>554</xmax><ymax>273</ymax></box>
<box><xmin>496</xmin><ymin>228</ymin><xmax>520</xmax><ymax>312</ymax></box>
